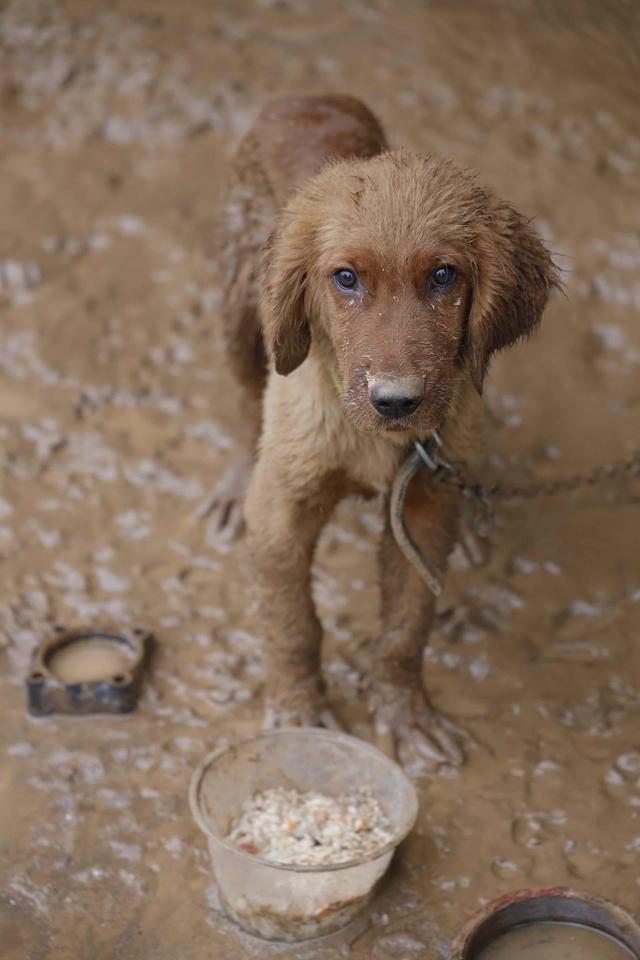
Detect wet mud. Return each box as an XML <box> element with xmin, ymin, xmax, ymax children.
<box><xmin>1</xmin><ymin>1</ymin><xmax>639</xmax><ymax>957</ymax></box>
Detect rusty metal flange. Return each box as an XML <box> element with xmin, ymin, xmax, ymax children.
<box><xmin>26</xmin><ymin>625</ymin><xmax>152</xmax><ymax>717</ymax></box>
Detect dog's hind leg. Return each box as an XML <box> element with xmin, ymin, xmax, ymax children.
<box><xmin>199</xmin><ymin>267</ymin><xmax>264</xmax><ymax>543</ymax></box>
<box><xmin>200</xmin><ymin>134</ymin><xmax>273</xmax><ymax>543</ymax></box>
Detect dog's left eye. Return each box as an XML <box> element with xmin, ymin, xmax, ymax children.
<box><xmin>430</xmin><ymin>265</ymin><xmax>457</xmax><ymax>290</ymax></box>
<box><xmin>333</xmin><ymin>269</ymin><xmax>359</xmax><ymax>292</ymax></box>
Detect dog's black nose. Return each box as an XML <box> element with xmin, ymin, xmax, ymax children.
<box><xmin>369</xmin><ymin>381</ymin><xmax>423</xmax><ymax>419</ymax></box>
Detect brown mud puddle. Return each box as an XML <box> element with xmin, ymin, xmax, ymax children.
<box><xmin>1</xmin><ymin>1</ymin><xmax>639</xmax><ymax>958</ymax></box>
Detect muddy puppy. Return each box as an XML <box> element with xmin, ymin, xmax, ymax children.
<box><xmin>215</xmin><ymin>95</ymin><xmax>558</xmax><ymax>770</ymax></box>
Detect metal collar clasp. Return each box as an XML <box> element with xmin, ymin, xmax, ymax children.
<box><xmin>414</xmin><ymin>429</ymin><xmax>452</xmax><ymax>475</ymax></box>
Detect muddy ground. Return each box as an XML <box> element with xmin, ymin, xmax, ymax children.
<box><xmin>1</xmin><ymin>1</ymin><xmax>639</xmax><ymax>957</ymax></box>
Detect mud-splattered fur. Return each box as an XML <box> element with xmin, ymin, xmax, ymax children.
<box><xmin>217</xmin><ymin>95</ymin><xmax>558</xmax><ymax>769</ymax></box>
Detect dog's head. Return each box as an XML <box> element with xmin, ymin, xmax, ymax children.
<box><xmin>261</xmin><ymin>151</ymin><xmax>559</xmax><ymax>434</ymax></box>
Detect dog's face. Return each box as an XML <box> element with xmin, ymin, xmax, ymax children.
<box><xmin>261</xmin><ymin>152</ymin><xmax>558</xmax><ymax>435</ymax></box>
<box><xmin>319</xmin><ymin>238</ymin><xmax>471</xmax><ymax>434</ymax></box>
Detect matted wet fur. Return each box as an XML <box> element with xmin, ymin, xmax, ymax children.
<box><xmin>215</xmin><ymin>94</ymin><xmax>558</xmax><ymax>772</ymax></box>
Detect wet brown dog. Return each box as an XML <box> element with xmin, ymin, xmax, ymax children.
<box><xmin>215</xmin><ymin>95</ymin><xmax>557</xmax><ymax>771</ymax></box>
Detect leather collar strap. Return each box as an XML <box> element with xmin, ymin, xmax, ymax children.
<box><xmin>389</xmin><ymin>430</ymin><xmax>450</xmax><ymax>597</ymax></box>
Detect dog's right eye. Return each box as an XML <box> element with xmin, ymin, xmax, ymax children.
<box><xmin>333</xmin><ymin>269</ymin><xmax>358</xmax><ymax>292</ymax></box>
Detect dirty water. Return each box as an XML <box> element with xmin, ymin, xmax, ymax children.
<box><xmin>47</xmin><ymin>636</ymin><xmax>136</xmax><ymax>684</ymax></box>
<box><xmin>1</xmin><ymin>1</ymin><xmax>639</xmax><ymax>958</ymax></box>
<box><xmin>473</xmin><ymin>922</ymin><xmax>635</xmax><ymax>960</ymax></box>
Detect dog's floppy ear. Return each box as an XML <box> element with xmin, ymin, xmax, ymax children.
<box><xmin>260</xmin><ymin>209</ymin><xmax>313</xmax><ymax>376</ymax></box>
<box><xmin>466</xmin><ymin>204</ymin><xmax>559</xmax><ymax>393</ymax></box>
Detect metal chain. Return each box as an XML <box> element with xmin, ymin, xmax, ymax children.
<box><xmin>401</xmin><ymin>435</ymin><xmax>639</xmax><ymax>591</ymax></box>
<box><xmin>437</xmin><ymin>448</ymin><xmax>640</xmax><ymax>501</ymax></box>
<box><xmin>415</xmin><ymin>434</ymin><xmax>640</xmax><ymax>503</ymax></box>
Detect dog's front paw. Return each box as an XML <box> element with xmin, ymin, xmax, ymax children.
<box><xmin>263</xmin><ymin>691</ymin><xmax>341</xmax><ymax>732</ymax></box>
<box><xmin>369</xmin><ymin>682</ymin><xmax>466</xmax><ymax>775</ymax></box>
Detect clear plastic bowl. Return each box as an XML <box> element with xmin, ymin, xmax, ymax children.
<box><xmin>189</xmin><ymin>728</ymin><xmax>418</xmax><ymax>942</ymax></box>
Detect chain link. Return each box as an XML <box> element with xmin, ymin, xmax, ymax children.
<box><xmin>435</xmin><ymin>447</ymin><xmax>640</xmax><ymax>502</ymax></box>
<box><xmin>403</xmin><ymin>436</ymin><xmax>639</xmax><ymax>589</ymax></box>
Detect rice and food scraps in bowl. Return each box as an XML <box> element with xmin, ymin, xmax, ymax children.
<box><xmin>189</xmin><ymin>729</ymin><xmax>418</xmax><ymax>942</ymax></box>
<box><xmin>227</xmin><ymin>785</ymin><xmax>394</xmax><ymax>865</ymax></box>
